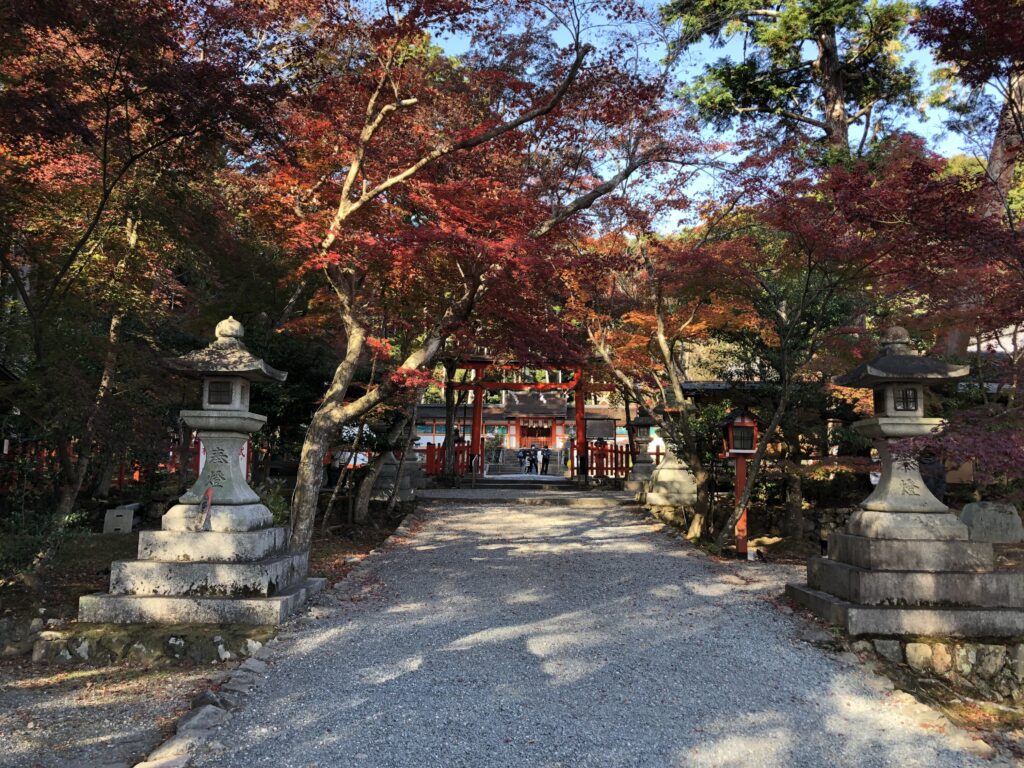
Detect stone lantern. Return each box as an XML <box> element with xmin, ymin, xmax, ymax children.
<box><xmin>787</xmin><ymin>327</ymin><xmax>1024</xmax><ymax>638</ymax></box>
<box><xmin>627</xmin><ymin>408</ymin><xmax>657</xmax><ymax>484</ymax></box>
<box><xmin>835</xmin><ymin>326</ymin><xmax>968</xmax><ymax>528</ymax></box>
<box><xmin>642</xmin><ymin>404</ymin><xmax>698</xmax><ymax>508</ymax></box>
<box><xmin>79</xmin><ymin>318</ymin><xmax>324</xmax><ymax>625</ymax></box>
<box><xmin>164</xmin><ymin>316</ymin><xmax>286</xmax><ymax>529</ymax></box>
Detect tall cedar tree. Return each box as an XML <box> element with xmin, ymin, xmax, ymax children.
<box><xmin>663</xmin><ymin>0</ymin><xmax>919</xmax><ymax>151</ymax></box>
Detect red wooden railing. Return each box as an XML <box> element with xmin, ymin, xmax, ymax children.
<box><xmin>569</xmin><ymin>445</ymin><xmax>664</xmax><ymax>479</ymax></box>
<box><xmin>423</xmin><ymin>444</ymin><xmax>473</xmax><ymax>476</ymax></box>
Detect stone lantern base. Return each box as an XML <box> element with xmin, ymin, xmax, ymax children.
<box><xmin>643</xmin><ymin>448</ymin><xmax>697</xmax><ymax>507</ymax></box>
<box><xmin>786</xmin><ymin>511</ymin><xmax>1024</xmax><ymax>637</ymax></box>
<box><xmin>79</xmin><ymin>502</ymin><xmax>325</xmax><ymax>625</ymax></box>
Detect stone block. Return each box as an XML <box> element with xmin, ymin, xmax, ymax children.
<box><xmin>786</xmin><ymin>583</ymin><xmax>1024</xmax><ymax>637</ymax></box>
<box><xmin>845</xmin><ymin>510</ymin><xmax>968</xmax><ymax>541</ymax></box>
<box><xmin>905</xmin><ymin>642</ymin><xmax>932</xmax><ymax>671</ymax></box>
<box><xmin>103</xmin><ymin>506</ymin><xmax>137</xmax><ymax>534</ymax></box>
<box><xmin>807</xmin><ymin>558</ymin><xmax>1024</xmax><ymax>607</ymax></box>
<box><xmin>828</xmin><ymin>533</ymin><xmax>993</xmax><ymax>572</ymax></box>
<box><xmin>932</xmin><ymin>643</ymin><xmax>952</xmax><ymax>675</ymax></box>
<box><xmin>1014</xmin><ymin>645</ymin><xmax>1024</xmax><ymax>681</ymax></box>
<box><xmin>138</xmin><ymin>529</ymin><xmax>287</xmax><ymax>563</ymax></box>
<box><xmin>78</xmin><ymin>578</ymin><xmax>325</xmax><ymax>625</ymax></box>
<box><xmin>109</xmin><ymin>553</ymin><xmax>308</xmax><ymax>597</ymax></box>
<box><xmin>177</xmin><ymin>704</ymin><xmax>229</xmax><ymax>733</ymax></box>
<box><xmin>644</xmin><ymin>453</ymin><xmax>698</xmax><ymax>508</ymax></box>
<box><xmin>976</xmin><ymin>644</ymin><xmax>1007</xmax><ymax>679</ymax></box>
<box><xmin>959</xmin><ymin>502</ymin><xmax>1024</xmax><ymax>544</ymax></box>
<box><xmin>874</xmin><ymin>639</ymin><xmax>903</xmax><ymax>663</ymax></box>
<box><xmin>955</xmin><ymin>645</ymin><xmax>977</xmax><ymax>675</ymax></box>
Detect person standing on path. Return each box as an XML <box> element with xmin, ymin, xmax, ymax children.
<box><xmin>540</xmin><ymin>446</ymin><xmax>551</xmax><ymax>475</ymax></box>
<box><xmin>527</xmin><ymin>444</ymin><xmax>538</xmax><ymax>474</ymax></box>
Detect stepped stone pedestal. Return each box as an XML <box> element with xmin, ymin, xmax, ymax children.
<box><xmin>787</xmin><ymin>327</ymin><xmax>1024</xmax><ymax>638</ymax></box>
<box><xmin>79</xmin><ymin>318</ymin><xmax>324</xmax><ymax>626</ymax></box>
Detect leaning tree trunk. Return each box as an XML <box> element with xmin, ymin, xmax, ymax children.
<box><xmin>289</xmin><ymin>325</ymin><xmax>368</xmax><ymax>552</ymax></box>
<box><xmin>982</xmin><ymin>69</ymin><xmax>1024</xmax><ymax>223</ymax></box>
<box><xmin>353</xmin><ymin>452</ymin><xmax>388</xmax><ymax>524</ymax></box>
<box><xmin>289</xmin><ymin>326</ymin><xmax>448</xmax><ymax>553</ymax></box>
<box><xmin>940</xmin><ymin>71</ymin><xmax>1023</xmax><ymax>355</ymax></box>
<box><xmin>716</xmin><ymin>382</ymin><xmax>794</xmax><ymax>548</ymax></box>
<box><xmin>352</xmin><ymin>415</ymin><xmax>409</xmax><ymax>522</ymax></box>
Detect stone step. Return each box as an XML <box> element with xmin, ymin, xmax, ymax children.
<box><xmin>808</xmin><ymin>557</ymin><xmax>1024</xmax><ymax>608</ymax></box>
<box><xmin>472</xmin><ymin>482</ymin><xmax>575</xmax><ymax>490</ymax></box>
<box><xmin>419</xmin><ymin>493</ymin><xmax>638</xmax><ymax>508</ymax></box>
<box><xmin>138</xmin><ymin>528</ymin><xmax>288</xmax><ymax>563</ymax></box>
<box><xmin>785</xmin><ymin>583</ymin><xmax>1024</xmax><ymax>638</ymax></box>
<box><xmin>79</xmin><ymin>578</ymin><xmax>326</xmax><ymax>625</ymax></box>
<box><xmin>829</xmin><ymin>532</ymin><xmax>994</xmax><ymax>572</ymax></box>
<box><xmin>109</xmin><ymin>553</ymin><xmax>308</xmax><ymax>598</ymax></box>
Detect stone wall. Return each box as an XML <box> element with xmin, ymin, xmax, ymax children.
<box><xmin>30</xmin><ymin>623</ymin><xmax>276</xmax><ymax>666</ymax></box>
<box><xmin>858</xmin><ymin>637</ymin><xmax>1024</xmax><ymax>704</ymax></box>
<box><xmin>0</xmin><ymin>615</ymin><xmax>48</xmax><ymax>658</ymax></box>
<box><xmin>804</xmin><ymin>506</ymin><xmax>857</xmax><ymax>543</ymax></box>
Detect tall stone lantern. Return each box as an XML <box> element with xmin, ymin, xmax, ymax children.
<box><xmin>627</xmin><ymin>408</ymin><xmax>657</xmax><ymax>484</ymax></box>
<box><xmin>80</xmin><ymin>318</ymin><xmax>324</xmax><ymax>625</ymax></box>
<box><xmin>835</xmin><ymin>326</ymin><xmax>969</xmax><ymax>537</ymax></box>
<box><xmin>787</xmin><ymin>327</ymin><xmax>1024</xmax><ymax>638</ymax></box>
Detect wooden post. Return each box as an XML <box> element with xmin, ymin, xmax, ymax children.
<box><xmin>735</xmin><ymin>457</ymin><xmax>749</xmax><ymax>558</ymax></box>
<box><xmin>574</xmin><ymin>372</ymin><xmax>586</xmax><ymax>480</ymax></box>
<box><xmin>471</xmin><ymin>385</ymin><xmax>484</xmax><ymax>474</ymax></box>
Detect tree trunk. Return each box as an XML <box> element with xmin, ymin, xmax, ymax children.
<box><xmin>352</xmin><ymin>414</ymin><xmax>409</xmax><ymax>522</ymax></box>
<box><xmin>288</xmin><ymin>324</ymin><xmax>367</xmax><ymax>552</ymax></box>
<box><xmin>939</xmin><ymin>70</ymin><xmax>1024</xmax><ymax>356</ymax></box>
<box><xmin>443</xmin><ymin>360</ymin><xmax>458</xmax><ymax>476</ymax></box>
<box><xmin>685</xmin><ymin>465</ymin><xmax>711</xmax><ymax>540</ymax></box>
<box><xmin>783</xmin><ymin>468</ymin><xmax>804</xmax><ymax>539</ymax></box>
<box><xmin>816</xmin><ymin>28</ymin><xmax>849</xmax><ymax>150</ymax></box>
<box><xmin>353</xmin><ymin>453</ymin><xmax>387</xmax><ymax>523</ymax></box>
<box><xmin>92</xmin><ymin>457</ymin><xmax>115</xmax><ymax>499</ymax></box>
<box><xmin>716</xmin><ymin>382</ymin><xmax>794</xmax><ymax>548</ymax></box>
<box><xmin>289</xmin><ymin>326</ymin><xmax>448</xmax><ymax>553</ymax></box>
<box><xmin>52</xmin><ymin>311</ymin><xmax>124</xmax><ymax>528</ymax></box>
<box><xmin>981</xmin><ymin>69</ymin><xmax>1024</xmax><ymax>223</ymax></box>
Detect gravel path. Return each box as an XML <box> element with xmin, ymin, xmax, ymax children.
<box><xmin>195</xmin><ymin>496</ymin><xmax>995</xmax><ymax>768</ymax></box>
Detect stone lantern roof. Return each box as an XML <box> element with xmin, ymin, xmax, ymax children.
<box><xmin>165</xmin><ymin>316</ymin><xmax>287</xmax><ymax>382</ymax></box>
<box><xmin>833</xmin><ymin>327</ymin><xmax>968</xmax><ymax>388</ymax></box>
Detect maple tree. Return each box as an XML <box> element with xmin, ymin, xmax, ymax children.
<box><xmin>0</xmin><ymin>0</ymin><xmax>291</xmax><ymax>541</ymax></box>
<box><xmin>244</xmin><ymin>0</ymin><xmax>699</xmax><ymax>554</ymax></box>
<box><xmin>608</xmin><ymin>136</ymin><xmax>1000</xmax><ymax>545</ymax></box>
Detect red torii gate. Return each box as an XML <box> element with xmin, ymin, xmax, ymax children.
<box><xmin>447</xmin><ymin>358</ymin><xmax>616</xmax><ymax>472</ymax></box>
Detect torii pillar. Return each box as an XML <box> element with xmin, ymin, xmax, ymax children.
<box><xmin>574</xmin><ymin>370</ymin><xmax>587</xmax><ymax>478</ymax></box>
<box><xmin>470</xmin><ymin>383</ymin><xmax>484</xmax><ymax>472</ymax></box>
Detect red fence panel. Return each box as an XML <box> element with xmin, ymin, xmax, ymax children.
<box><xmin>424</xmin><ymin>444</ymin><xmax>472</xmax><ymax>476</ymax></box>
